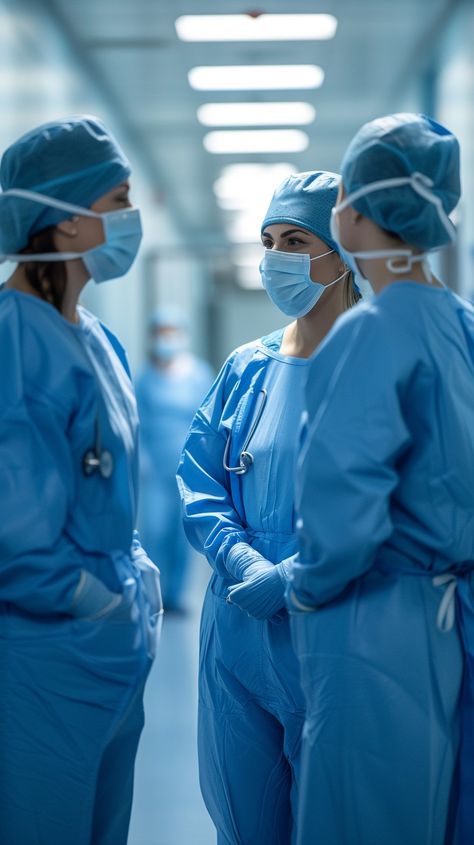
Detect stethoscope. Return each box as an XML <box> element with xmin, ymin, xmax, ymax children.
<box><xmin>82</xmin><ymin>414</ymin><xmax>114</xmax><ymax>479</ymax></box>
<box><xmin>223</xmin><ymin>388</ymin><xmax>267</xmax><ymax>476</ymax></box>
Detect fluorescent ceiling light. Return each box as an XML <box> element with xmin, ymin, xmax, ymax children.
<box><xmin>218</xmin><ymin>162</ymin><xmax>295</xmax><ymax>181</ymax></box>
<box><xmin>176</xmin><ymin>14</ymin><xmax>337</xmax><ymax>42</ymax></box>
<box><xmin>215</xmin><ymin>164</ymin><xmax>297</xmax><ymax>239</ymax></box>
<box><xmin>227</xmin><ymin>210</ymin><xmax>268</xmax><ymax>243</ymax></box>
<box><xmin>214</xmin><ymin>163</ymin><xmax>295</xmax><ymax>204</ymax></box>
<box><xmin>189</xmin><ymin>65</ymin><xmax>324</xmax><ymax>91</ymax></box>
<box><xmin>197</xmin><ymin>102</ymin><xmax>315</xmax><ymax>127</ymax></box>
<box><xmin>217</xmin><ymin>197</ymin><xmax>250</xmax><ymax>211</ymax></box>
<box><xmin>204</xmin><ymin>129</ymin><xmax>309</xmax><ymax>154</ymax></box>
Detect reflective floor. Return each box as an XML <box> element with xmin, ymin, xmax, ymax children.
<box><xmin>129</xmin><ymin>560</ymin><xmax>214</xmax><ymax>845</ymax></box>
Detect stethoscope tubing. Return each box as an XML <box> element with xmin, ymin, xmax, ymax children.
<box><xmin>223</xmin><ymin>388</ymin><xmax>267</xmax><ymax>476</ymax></box>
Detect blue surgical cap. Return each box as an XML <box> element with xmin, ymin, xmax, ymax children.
<box><xmin>341</xmin><ymin>113</ymin><xmax>461</xmax><ymax>250</ymax></box>
<box><xmin>0</xmin><ymin>115</ymin><xmax>131</xmax><ymax>253</ymax></box>
<box><xmin>261</xmin><ymin>171</ymin><xmax>340</xmax><ymax>254</ymax></box>
<box><xmin>149</xmin><ymin>306</ymin><xmax>190</xmax><ymax>332</ymax></box>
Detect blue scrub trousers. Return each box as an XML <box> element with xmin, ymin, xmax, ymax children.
<box><xmin>199</xmin><ymin>576</ymin><xmax>305</xmax><ymax>845</ymax></box>
<box><xmin>291</xmin><ymin>567</ymin><xmax>463</xmax><ymax>845</ymax></box>
<box><xmin>0</xmin><ymin>604</ymin><xmax>152</xmax><ymax>845</ymax></box>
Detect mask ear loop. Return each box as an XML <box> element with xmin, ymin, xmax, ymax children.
<box><xmin>409</xmin><ymin>172</ymin><xmax>457</xmax><ymax>244</ymax></box>
<box><xmin>386</xmin><ymin>252</ymin><xmax>432</xmax><ymax>283</ymax></box>
<box><xmin>336</xmin><ymin>172</ymin><xmax>456</xmax><ymax>283</ymax></box>
<box><xmin>336</xmin><ymin>172</ymin><xmax>457</xmax><ymax>245</ymax></box>
<box><xmin>0</xmin><ymin>188</ymin><xmax>101</xmax><ymax>219</ymax></box>
<box><xmin>309</xmin><ymin>249</ymin><xmax>348</xmax><ymax>288</ymax></box>
<box><xmin>309</xmin><ymin>248</ymin><xmax>335</xmax><ymax>262</ymax></box>
<box><xmin>0</xmin><ymin>188</ymin><xmax>103</xmax><ymax>264</ymax></box>
<box><xmin>324</xmin><ymin>268</ymin><xmax>350</xmax><ymax>288</ymax></box>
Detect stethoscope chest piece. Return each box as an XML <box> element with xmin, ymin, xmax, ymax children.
<box><xmin>238</xmin><ymin>451</ymin><xmax>254</xmax><ymax>474</ymax></box>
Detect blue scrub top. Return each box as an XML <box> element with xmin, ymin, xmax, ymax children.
<box><xmin>0</xmin><ymin>289</ymin><xmax>140</xmax><ymax>616</ymax></box>
<box><xmin>178</xmin><ymin>329</ymin><xmax>310</xmax><ymax>577</ymax></box>
<box><xmin>293</xmin><ymin>282</ymin><xmax>474</xmax><ymax>605</ymax></box>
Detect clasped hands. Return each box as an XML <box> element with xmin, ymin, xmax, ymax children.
<box><xmin>225</xmin><ymin>542</ymin><xmax>293</xmax><ymax>621</ymax></box>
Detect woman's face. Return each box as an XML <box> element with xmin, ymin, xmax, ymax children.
<box><xmin>260</xmin><ymin>222</ymin><xmax>342</xmax><ymax>285</ymax></box>
<box><xmin>54</xmin><ymin>181</ymin><xmax>132</xmax><ymax>254</ymax></box>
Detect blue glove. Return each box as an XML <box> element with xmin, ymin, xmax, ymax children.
<box><xmin>226</xmin><ymin>558</ymin><xmax>293</xmax><ymax>620</ymax></box>
<box><xmin>131</xmin><ymin>531</ymin><xmax>164</xmax><ymax>618</ymax></box>
<box><xmin>225</xmin><ymin>541</ymin><xmax>274</xmax><ymax>581</ymax></box>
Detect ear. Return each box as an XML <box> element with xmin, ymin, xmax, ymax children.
<box><xmin>349</xmin><ymin>205</ymin><xmax>361</xmax><ymax>221</ymax></box>
<box><xmin>55</xmin><ymin>217</ymin><xmax>79</xmax><ymax>238</ymax></box>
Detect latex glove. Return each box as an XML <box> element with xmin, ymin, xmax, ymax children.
<box><xmin>226</xmin><ymin>558</ymin><xmax>292</xmax><ymax>620</ymax></box>
<box><xmin>131</xmin><ymin>534</ymin><xmax>163</xmax><ymax>618</ymax></box>
<box><xmin>225</xmin><ymin>541</ymin><xmax>274</xmax><ymax>582</ymax></box>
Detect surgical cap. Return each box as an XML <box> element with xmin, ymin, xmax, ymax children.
<box><xmin>0</xmin><ymin>115</ymin><xmax>131</xmax><ymax>253</ymax></box>
<box><xmin>261</xmin><ymin>171</ymin><xmax>340</xmax><ymax>254</ymax></box>
<box><xmin>149</xmin><ymin>306</ymin><xmax>190</xmax><ymax>332</ymax></box>
<box><xmin>341</xmin><ymin>113</ymin><xmax>461</xmax><ymax>250</ymax></box>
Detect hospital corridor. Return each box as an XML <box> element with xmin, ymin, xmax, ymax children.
<box><xmin>0</xmin><ymin>1</ymin><xmax>474</xmax><ymax>844</ymax></box>
<box><xmin>129</xmin><ymin>563</ymin><xmax>214</xmax><ymax>845</ymax></box>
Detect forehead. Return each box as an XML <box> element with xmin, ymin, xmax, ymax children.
<box><xmin>261</xmin><ymin>223</ymin><xmax>330</xmax><ymax>252</ymax></box>
<box><xmin>262</xmin><ymin>223</ymin><xmax>313</xmax><ymax>237</ymax></box>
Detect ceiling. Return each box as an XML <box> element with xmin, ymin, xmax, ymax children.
<box><xmin>46</xmin><ymin>0</ymin><xmax>454</xmax><ymax>247</ymax></box>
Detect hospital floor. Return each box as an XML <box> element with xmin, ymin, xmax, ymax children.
<box><xmin>129</xmin><ymin>558</ymin><xmax>215</xmax><ymax>845</ymax></box>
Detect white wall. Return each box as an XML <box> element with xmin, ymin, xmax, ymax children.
<box><xmin>436</xmin><ymin>0</ymin><xmax>474</xmax><ymax>299</ymax></box>
<box><xmin>0</xmin><ymin>0</ymin><xmax>183</xmax><ymax>372</ymax></box>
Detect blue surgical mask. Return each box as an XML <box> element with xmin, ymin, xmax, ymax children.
<box><xmin>151</xmin><ymin>335</ymin><xmax>188</xmax><ymax>362</ymax></box>
<box><xmin>82</xmin><ymin>208</ymin><xmax>142</xmax><ymax>283</ymax></box>
<box><xmin>259</xmin><ymin>248</ymin><xmax>348</xmax><ymax>318</ymax></box>
<box><xmin>0</xmin><ymin>188</ymin><xmax>142</xmax><ymax>283</ymax></box>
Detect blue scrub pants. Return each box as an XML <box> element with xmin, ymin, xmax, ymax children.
<box><xmin>291</xmin><ymin>568</ymin><xmax>463</xmax><ymax>845</ymax></box>
<box><xmin>0</xmin><ymin>604</ymin><xmax>152</xmax><ymax>845</ymax></box>
<box><xmin>199</xmin><ymin>576</ymin><xmax>305</xmax><ymax>845</ymax></box>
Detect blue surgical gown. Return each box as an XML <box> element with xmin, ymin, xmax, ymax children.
<box><xmin>291</xmin><ymin>282</ymin><xmax>474</xmax><ymax>845</ymax></box>
<box><xmin>0</xmin><ymin>289</ymin><xmax>160</xmax><ymax>845</ymax></box>
<box><xmin>177</xmin><ymin>330</ymin><xmax>307</xmax><ymax>845</ymax></box>
<box><xmin>135</xmin><ymin>357</ymin><xmax>213</xmax><ymax>609</ymax></box>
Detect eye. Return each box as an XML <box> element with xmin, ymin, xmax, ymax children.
<box><xmin>262</xmin><ymin>238</ymin><xmax>273</xmax><ymax>249</ymax></box>
<box><xmin>286</xmin><ymin>237</ymin><xmax>306</xmax><ymax>247</ymax></box>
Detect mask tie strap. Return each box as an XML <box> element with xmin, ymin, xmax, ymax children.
<box><xmin>0</xmin><ymin>188</ymin><xmax>100</xmax><ymax>219</ymax></box>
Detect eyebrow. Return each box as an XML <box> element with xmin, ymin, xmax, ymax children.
<box><xmin>261</xmin><ymin>227</ymin><xmax>309</xmax><ymax>239</ymax></box>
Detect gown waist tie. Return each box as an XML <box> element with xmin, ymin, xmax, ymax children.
<box><xmin>432</xmin><ymin>573</ymin><xmax>458</xmax><ymax>632</ymax></box>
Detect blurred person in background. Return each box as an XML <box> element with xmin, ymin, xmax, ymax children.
<box><xmin>136</xmin><ymin>306</ymin><xmax>213</xmax><ymax>613</ymax></box>
<box><xmin>0</xmin><ymin>116</ymin><xmax>162</xmax><ymax>845</ymax></box>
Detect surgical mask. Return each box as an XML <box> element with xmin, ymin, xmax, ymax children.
<box><xmin>259</xmin><ymin>248</ymin><xmax>348</xmax><ymax>318</ymax></box>
<box><xmin>151</xmin><ymin>335</ymin><xmax>188</xmax><ymax>361</ymax></box>
<box><xmin>0</xmin><ymin>188</ymin><xmax>142</xmax><ymax>283</ymax></box>
<box><xmin>330</xmin><ymin>171</ymin><xmax>456</xmax><ymax>281</ymax></box>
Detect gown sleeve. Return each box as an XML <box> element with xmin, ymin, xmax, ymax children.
<box><xmin>291</xmin><ymin>306</ymin><xmax>413</xmax><ymax>609</ymax></box>
<box><xmin>176</xmin><ymin>350</ymin><xmax>253</xmax><ymax>577</ymax></box>
<box><xmin>0</xmin><ymin>299</ymin><xmax>109</xmax><ymax>615</ymax></box>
